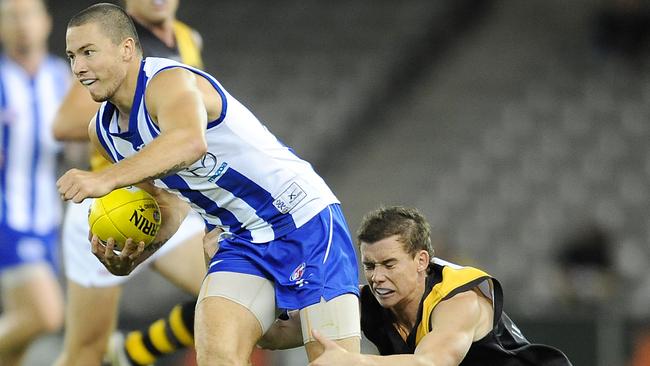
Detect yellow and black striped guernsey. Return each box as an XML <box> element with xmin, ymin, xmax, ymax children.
<box><xmin>360</xmin><ymin>258</ymin><xmax>572</xmax><ymax>365</ymax></box>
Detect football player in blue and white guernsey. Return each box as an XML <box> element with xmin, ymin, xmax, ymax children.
<box><xmin>57</xmin><ymin>3</ymin><xmax>360</xmax><ymax>365</ymax></box>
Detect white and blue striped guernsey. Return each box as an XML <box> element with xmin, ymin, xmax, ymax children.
<box><xmin>0</xmin><ymin>55</ymin><xmax>69</xmax><ymax>234</ymax></box>
<box><xmin>95</xmin><ymin>57</ymin><xmax>339</xmax><ymax>243</ymax></box>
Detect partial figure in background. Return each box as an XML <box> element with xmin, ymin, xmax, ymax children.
<box><xmin>0</xmin><ymin>0</ymin><xmax>68</xmax><ymax>364</ymax></box>
<box><xmin>52</xmin><ymin>1</ymin><xmax>207</xmax><ymax>365</ymax></box>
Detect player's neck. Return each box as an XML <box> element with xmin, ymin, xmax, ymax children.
<box><xmin>111</xmin><ymin>57</ymin><xmax>144</xmax><ymax>118</ymax></box>
<box><xmin>133</xmin><ymin>15</ymin><xmax>176</xmax><ymax>48</ymax></box>
<box><xmin>6</xmin><ymin>48</ymin><xmax>47</xmax><ymax>76</ymax></box>
<box><xmin>390</xmin><ymin>280</ymin><xmax>426</xmax><ymax>332</ymax></box>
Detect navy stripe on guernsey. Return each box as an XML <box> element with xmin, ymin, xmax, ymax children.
<box><xmin>0</xmin><ymin>71</ymin><xmax>7</xmax><ymax>224</ymax></box>
<box><xmin>159</xmin><ymin>174</ymin><xmax>252</xmax><ymax>240</ymax></box>
<box><xmin>217</xmin><ymin>169</ymin><xmax>296</xmax><ymax>234</ymax></box>
<box><xmin>160</xmin><ymin>167</ymin><xmax>299</xmax><ymax>237</ymax></box>
<box><xmin>95</xmin><ymin>104</ymin><xmax>121</xmax><ymax>163</ymax></box>
<box><xmin>28</xmin><ymin>78</ymin><xmax>40</xmax><ymax>225</ymax></box>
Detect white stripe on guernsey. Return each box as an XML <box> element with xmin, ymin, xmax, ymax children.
<box><xmin>322</xmin><ymin>206</ymin><xmax>334</xmax><ymax>264</ymax></box>
<box><xmin>5</xmin><ymin>68</ymin><xmax>32</xmax><ymax>231</ymax></box>
<box><xmin>113</xmin><ymin>137</ymin><xmax>138</xmax><ymax>158</ymax></box>
<box><xmin>33</xmin><ymin>69</ymin><xmax>64</xmax><ymax>234</ymax></box>
<box><xmin>97</xmin><ymin>109</ymin><xmax>120</xmax><ymax>161</ymax></box>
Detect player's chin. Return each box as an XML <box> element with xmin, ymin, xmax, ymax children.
<box><xmin>89</xmin><ymin>91</ymin><xmax>109</xmax><ymax>103</ymax></box>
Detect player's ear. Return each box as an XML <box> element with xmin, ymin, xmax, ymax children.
<box><xmin>121</xmin><ymin>37</ymin><xmax>137</xmax><ymax>61</ymax></box>
<box><xmin>416</xmin><ymin>250</ymin><xmax>429</xmax><ymax>273</ymax></box>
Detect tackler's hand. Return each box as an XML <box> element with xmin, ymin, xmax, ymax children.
<box><xmin>308</xmin><ymin>330</ymin><xmax>360</xmax><ymax>366</ymax></box>
<box><xmin>202</xmin><ymin>227</ymin><xmax>224</xmax><ymax>267</ymax></box>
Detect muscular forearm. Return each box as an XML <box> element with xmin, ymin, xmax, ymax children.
<box><xmin>100</xmin><ymin>128</ymin><xmax>207</xmax><ymax>189</ymax></box>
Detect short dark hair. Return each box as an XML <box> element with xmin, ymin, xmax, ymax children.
<box><xmin>68</xmin><ymin>3</ymin><xmax>141</xmax><ymax>52</ymax></box>
<box><xmin>357</xmin><ymin>206</ymin><xmax>433</xmax><ymax>258</ymax></box>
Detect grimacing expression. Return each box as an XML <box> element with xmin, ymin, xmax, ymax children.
<box><xmin>0</xmin><ymin>0</ymin><xmax>51</xmax><ymax>57</ymax></box>
<box><xmin>125</xmin><ymin>0</ymin><xmax>179</xmax><ymax>25</ymax></box>
<box><xmin>66</xmin><ymin>22</ymin><xmax>128</xmax><ymax>102</ymax></box>
<box><xmin>361</xmin><ymin>235</ymin><xmax>424</xmax><ymax>309</ymax></box>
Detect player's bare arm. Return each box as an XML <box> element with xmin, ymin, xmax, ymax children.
<box><xmin>106</xmin><ymin>67</ymin><xmax>213</xmax><ymax>181</ymax></box>
<box><xmin>52</xmin><ymin>81</ymin><xmax>99</xmax><ymax>141</ymax></box>
<box><xmin>57</xmin><ymin>67</ymin><xmax>215</xmax><ymax>202</ymax></box>
<box><xmin>310</xmin><ymin>289</ymin><xmax>493</xmax><ymax>366</ymax></box>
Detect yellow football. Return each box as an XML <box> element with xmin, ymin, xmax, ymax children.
<box><xmin>88</xmin><ymin>186</ymin><xmax>162</xmax><ymax>250</ymax></box>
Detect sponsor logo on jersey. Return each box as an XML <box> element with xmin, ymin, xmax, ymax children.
<box><xmin>273</xmin><ymin>182</ymin><xmax>307</xmax><ymax>214</ymax></box>
<box><xmin>186</xmin><ymin>152</ymin><xmax>218</xmax><ymax>177</ymax></box>
<box><xmin>208</xmin><ymin>162</ymin><xmax>229</xmax><ymax>183</ymax></box>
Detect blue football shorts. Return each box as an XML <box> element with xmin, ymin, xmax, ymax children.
<box><xmin>207</xmin><ymin>204</ymin><xmax>360</xmax><ymax>310</ymax></box>
<box><xmin>0</xmin><ymin>223</ymin><xmax>59</xmax><ymax>273</ymax></box>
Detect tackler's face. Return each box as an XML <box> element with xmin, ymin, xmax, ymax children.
<box><xmin>361</xmin><ymin>235</ymin><xmax>423</xmax><ymax>310</ymax></box>
<box><xmin>66</xmin><ymin>22</ymin><xmax>128</xmax><ymax>103</ymax></box>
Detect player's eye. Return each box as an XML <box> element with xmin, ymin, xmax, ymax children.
<box><xmin>363</xmin><ymin>264</ymin><xmax>375</xmax><ymax>271</ymax></box>
<box><xmin>83</xmin><ymin>49</ymin><xmax>95</xmax><ymax>56</ymax></box>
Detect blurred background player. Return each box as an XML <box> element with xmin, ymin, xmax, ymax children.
<box><xmin>0</xmin><ymin>0</ymin><xmax>68</xmax><ymax>364</ymax></box>
<box><xmin>52</xmin><ymin>1</ymin><xmax>207</xmax><ymax>365</ymax></box>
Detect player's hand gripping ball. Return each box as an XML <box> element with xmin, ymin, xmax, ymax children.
<box><xmin>88</xmin><ymin>186</ymin><xmax>162</xmax><ymax>250</ymax></box>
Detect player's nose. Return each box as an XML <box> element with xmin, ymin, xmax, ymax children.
<box><xmin>371</xmin><ymin>267</ymin><xmax>387</xmax><ymax>283</ymax></box>
<box><xmin>71</xmin><ymin>58</ymin><xmax>87</xmax><ymax>76</ymax></box>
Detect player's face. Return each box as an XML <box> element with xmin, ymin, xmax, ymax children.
<box><xmin>361</xmin><ymin>235</ymin><xmax>423</xmax><ymax>310</ymax></box>
<box><xmin>0</xmin><ymin>0</ymin><xmax>51</xmax><ymax>57</ymax></box>
<box><xmin>125</xmin><ymin>0</ymin><xmax>179</xmax><ymax>25</ymax></box>
<box><xmin>66</xmin><ymin>23</ymin><xmax>128</xmax><ymax>102</ymax></box>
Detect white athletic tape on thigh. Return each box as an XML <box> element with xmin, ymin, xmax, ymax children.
<box><xmin>300</xmin><ymin>293</ymin><xmax>361</xmax><ymax>343</ymax></box>
<box><xmin>198</xmin><ymin>271</ymin><xmax>276</xmax><ymax>333</ymax></box>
